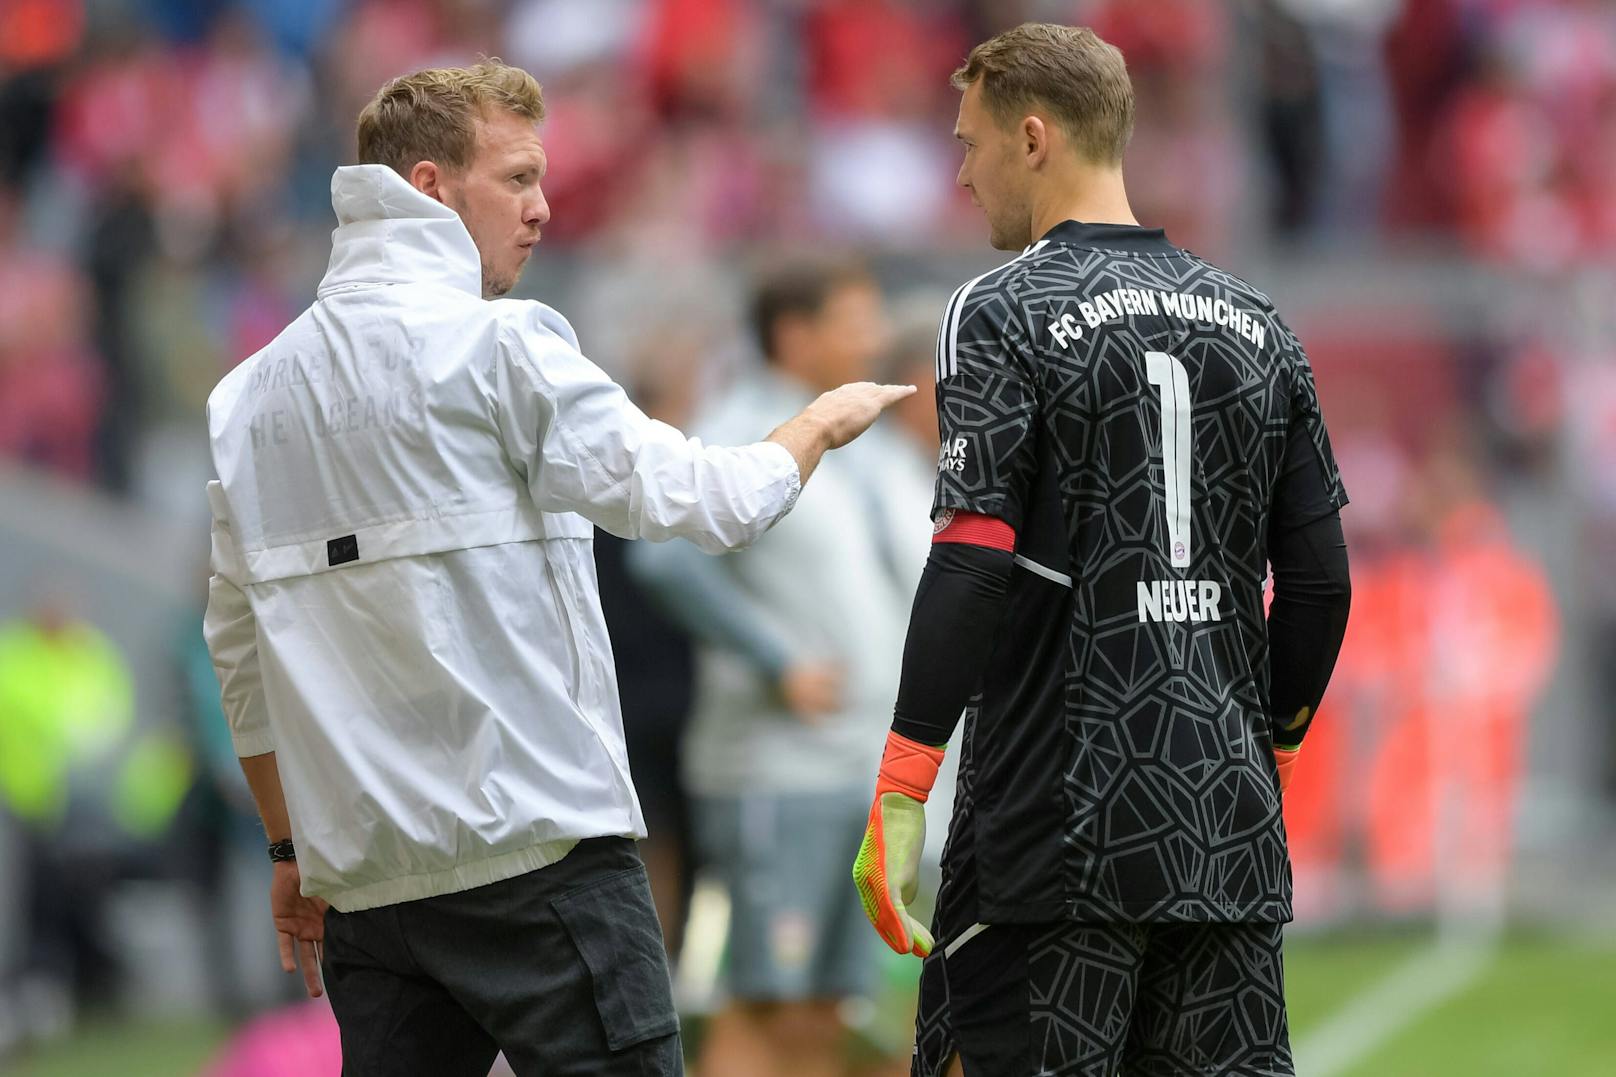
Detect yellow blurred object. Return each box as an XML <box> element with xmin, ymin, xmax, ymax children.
<box><xmin>113</xmin><ymin>729</ymin><xmax>195</xmax><ymax>839</ymax></box>
<box><xmin>0</xmin><ymin>616</ymin><xmax>134</xmax><ymax>824</ymax></box>
<box><xmin>0</xmin><ymin>615</ymin><xmax>191</xmax><ymax>838</ymax></box>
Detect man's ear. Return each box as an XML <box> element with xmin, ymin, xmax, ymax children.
<box><xmin>407</xmin><ymin>160</ymin><xmax>444</xmax><ymax>203</ymax></box>
<box><xmin>1022</xmin><ymin>115</ymin><xmax>1049</xmax><ymax>168</ymax></box>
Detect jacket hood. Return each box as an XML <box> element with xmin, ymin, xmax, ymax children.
<box><xmin>318</xmin><ymin>164</ymin><xmax>483</xmax><ymax>299</ymax></box>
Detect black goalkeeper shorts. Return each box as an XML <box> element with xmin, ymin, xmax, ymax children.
<box><xmin>912</xmin><ymin>919</ymin><xmax>1294</xmax><ymax>1077</ymax></box>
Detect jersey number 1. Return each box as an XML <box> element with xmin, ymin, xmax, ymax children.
<box><xmin>1145</xmin><ymin>351</ymin><xmax>1192</xmax><ymax>568</ymax></box>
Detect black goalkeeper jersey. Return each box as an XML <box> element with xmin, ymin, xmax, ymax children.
<box><xmin>932</xmin><ymin>220</ymin><xmax>1347</xmax><ymax>925</ymax></box>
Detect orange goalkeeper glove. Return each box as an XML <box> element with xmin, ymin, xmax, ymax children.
<box><xmin>853</xmin><ymin>730</ymin><xmax>945</xmax><ymax>957</ymax></box>
<box><xmin>1274</xmin><ymin>746</ymin><xmax>1299</xmax><ymax>794</ymax></box>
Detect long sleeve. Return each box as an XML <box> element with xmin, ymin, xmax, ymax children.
<box><xmin>890</xmin><ymin>540</ymin><xmax>1015</xmax><ymax>747</ymax></box>
<box><xmin>627</xmin><ymin>535</ymin><xmax>795</xmax><ymax>679</ymax></box>
<box><xmin>492</xmin><ymin>304</ymin><xmax>801</xmax><ymax>553</ymax></box>
<box><xmin>202</xmin><ymin>482</ymin><xmax>274</xmax><ymax>757</ymax></box>
<box><xmin>1266</xmin><ymin>511</ymin><xmax>1351</xmax><ymax>748</ymax></box>
<box><xmin>1265</xmin><ymin>412</ymin><xmax>1352</xmax><ymax>748</ymax></box>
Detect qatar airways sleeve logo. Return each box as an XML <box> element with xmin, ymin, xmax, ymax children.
<box><xmin>938</xmin><ymin>437</ymin><xmax>970</xmax><ymax>474</ymax></box>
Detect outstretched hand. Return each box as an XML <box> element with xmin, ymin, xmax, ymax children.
<box><xmin>767</xmin><ymin>382</ymin><xmax>917</xmax><ymax>487</ymax></box>
<box><xmin>270</xmin><ymin>860</ymin><xmax>330</xmax><ymax>998</ymax></box>
<box><xmin>806</xmin><ymin>382</ymin><xmax>918</xmax><ymax>449</ymax></box>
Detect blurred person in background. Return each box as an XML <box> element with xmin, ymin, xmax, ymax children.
<box><xmin>852</xmin><ymin>24</ymin><xmax>1350</xmax><ymax>1076</ymax></box>
<box><xmin>592</xmin><ymin>326</ymin><xmax>710</xmax><ymax>960</ymax></box>
<box><xmin>202</xmin><ymin>59</ymin><xmax>912</xmax><ymax>1077</ymax></box>
<box><xmin>174</xmin><ymin>567</ymin><xmax>301</xmax><ymax>1018</ymax></box>
<box><xmin>630</xmin><ymin>258</ymin><xmax>910</xmax><ymax>1077</ymax></box>
<box><xmin>1270</xmin><ymin>0</ymin><xmax>1400</xmax><ymax>240</ymax></box>
<box><xmin>1253</xmin><ymin>0</ymin><xmax>1325</xmax><ymax>237</ymax></box>
<box><xmin>1354</xmin><ymin>432</ymin><xmax>1556</xmax><ymax>913</ymax></box>
<box><xmin>0</xmin><ymin>595</ymin><xmax>190</xmax><ymax>1043</ymax></box>
<box><xmin>0</xmin><ymin>597</ymin><xmax>132</xmax><ymax>1033</ymax></box>
<box><xmin>0</xmin><ymin>191</ymin><xmax>106</xmax><ymax>485</ymax></box>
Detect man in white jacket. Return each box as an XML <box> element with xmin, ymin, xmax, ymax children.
<box><xmin>203</xmin><ymin>61</ymin><xmax>910</xmax><ymax>1077</ymax></box>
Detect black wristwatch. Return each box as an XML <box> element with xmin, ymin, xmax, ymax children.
<box><xmin>267</xmin><ymin>838</ymin><xmax>297</xmax><ymax>863</ymax></box>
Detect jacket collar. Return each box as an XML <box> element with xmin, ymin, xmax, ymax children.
<box><xmin>318</xmin><ymin>165</ymin><xmax>483</xmax><ymax>299</ymax></box>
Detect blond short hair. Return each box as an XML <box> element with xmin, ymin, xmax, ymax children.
<box><xmin>952</xmin><ymin>23</ymin><xmax>1133</xmax><ymax>166</ymax></box>
<box><xmin>356</xmin><ymin>59</ymin><xmax>545</xmax><ymax>177</ymax></box>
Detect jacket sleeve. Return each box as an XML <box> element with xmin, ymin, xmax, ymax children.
<box><xmin>492</xmin><ymin>305</ymin><xmax>801</xmax><ymax>553</ymax></box>
<box><xmin>201</xmin><ymin>481</ymin><xmax>275</xmax><ymax>758</ymax></box>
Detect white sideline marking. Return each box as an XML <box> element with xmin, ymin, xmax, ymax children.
<box><xmin>1293</xmin><ymin>940</ymin><xmax>1495</xmax><ymax>1077</ymax></box>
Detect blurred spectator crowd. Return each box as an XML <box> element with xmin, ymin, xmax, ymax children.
<box><xmin>0</xmin><ymin>0</ymin><xmax>1614</xmax><ymax>496</ymax></box>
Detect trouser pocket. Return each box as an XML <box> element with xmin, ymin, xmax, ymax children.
<box><xmin>551</xmin><ymin>864</ymin><xmax>679</xmax><ymax>1051</ymax></box>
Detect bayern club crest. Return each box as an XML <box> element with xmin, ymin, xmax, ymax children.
<box><xmin>933</xmin><ymin>508</ymin><xmax>956</xmax><ymax>535</ymax></box>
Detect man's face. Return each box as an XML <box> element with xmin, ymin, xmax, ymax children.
<box><xmin>802</xmin><ymin>281</ymin><xmax>889</xmax><ymax>388</ymax></box>
<box><xmin>436</xmin><ymin>109</ymin><xmax>551</xmax><ymax>297</ymax></box>
<box><xmin>955</xmin><ymin>81</ymin><xmax>1032</xmax><ymax>251</ymax></box>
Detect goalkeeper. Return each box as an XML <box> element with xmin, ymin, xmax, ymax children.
<box><xmin>854</xmin><ymin>23</ymin><xmax>1351</xmax><ymax>1077</ymax></box>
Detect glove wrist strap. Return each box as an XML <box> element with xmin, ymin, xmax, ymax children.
<box><xmin>875</xmin><ymin>730</ymin><xmax>945</xmax><ymax>803</ymax></box>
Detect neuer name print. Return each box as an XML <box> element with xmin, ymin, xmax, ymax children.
<box><xmin>1137</xmin><ymin>579</ymin><xmax>1223</xmax><ymax>623</ymax></box>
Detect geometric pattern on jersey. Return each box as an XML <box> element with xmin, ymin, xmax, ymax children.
<box><xmin>930</xmin><ymin>220</ymin><xmax>1347</xmax><ymax>924</ymax></box>
<box><xmin>911</xmin><ymin>917</ymin><xmax>1293</xmax><ymax>1077</ymax></box>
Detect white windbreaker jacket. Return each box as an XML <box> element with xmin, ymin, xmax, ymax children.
<box><xmin>203</xmin><ymin>165</ymin><xmax>800</xmax><ymax>912</ymax></box>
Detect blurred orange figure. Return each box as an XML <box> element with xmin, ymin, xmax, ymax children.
<box><xmin>1285</xmin><ymin>498</ymin><xmax>1556</xmax><ymax>918</ymax></box>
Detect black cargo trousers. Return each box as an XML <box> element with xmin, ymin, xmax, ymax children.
<box><xmin>322</xmin><ymin>836</ymin><xmax>682</xmax><ymax>1076</ymax></box>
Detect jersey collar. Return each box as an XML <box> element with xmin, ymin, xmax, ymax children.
<box><xmin>1036</xmin><ymin>219</ymin><xmax>1176</xmax><ymax>254</ymax></box>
